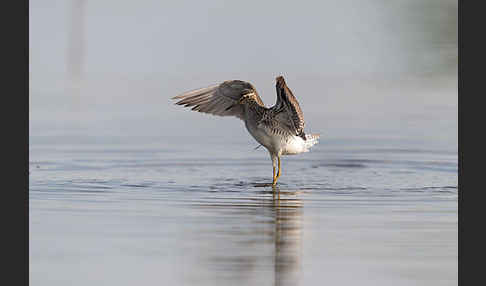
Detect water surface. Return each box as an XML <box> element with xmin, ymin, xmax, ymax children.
<box><xmin>29</xmin><ymin>76</ymin><xmax>457</xmax><ymax>285</ymax></box>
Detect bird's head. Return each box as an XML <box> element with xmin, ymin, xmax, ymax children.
<box><xmin>238</xmin><ymin>91</ymin><xmax>257</xmax><ymax>104</ymax></box>
<box><xmin>225</xmin><ymin>91</ymin><xmax>256</xmax><ymax>111</ymax></box>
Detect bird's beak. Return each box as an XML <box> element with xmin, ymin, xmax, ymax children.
<box><xmin>225</xmin><ymin>104</ymin><xmax>235</xmax><ymax>111</ymax></box>
<box><xmin>225</xmin><ymin>97</ymin><xmax>245</xmax><ymax>111</ymax></box>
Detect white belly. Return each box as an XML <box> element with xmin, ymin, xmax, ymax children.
<box><xmin>245</xmin><ymin>117</ymin><xmax>319</xmax><ymax>155</ymax></box>
<box><xmin>245</xmin><ymin>121</ymin><xmax>307</xmax><ymax>155</ymax></box>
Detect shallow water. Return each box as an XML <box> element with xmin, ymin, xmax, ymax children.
<box><xmin>29</xmin><ymin>75</ymin><xmax>457</xmax><ymax>285</ymax></box>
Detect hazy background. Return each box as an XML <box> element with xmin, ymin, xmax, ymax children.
<box><xmin>29</xmin><ymin>0</ymin><xmax>457</xmax><ymax>145</ymax></box>
<box><xmin>30</xmin><ymin>0</ymin><xmax>457</xmax><ymax>76</ymax></box>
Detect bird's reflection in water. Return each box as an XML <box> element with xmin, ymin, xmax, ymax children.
<box><xmin>195</xmin><ymin>185</ymin><xmax>303</xmax><ymax>286</ymax></box>
<box><xmin>272</xmin><ymin>186</ymin><xmax>302</xmax><ymax>286</ymax></box>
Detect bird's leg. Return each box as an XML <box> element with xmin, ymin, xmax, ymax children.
<box><xmin>272</xmin><ymin>154</ymin><xmax>278</xmax><ymax>186</ymax></box>
<box><xmin>272</xmin><ymin>155</ymin><xmax>281</xmax><ymax>185</ymax></box>
<box><xmin>272</xmin><ymin>166</ymin><xmax>276</xmax><ymax>185</ymax></box>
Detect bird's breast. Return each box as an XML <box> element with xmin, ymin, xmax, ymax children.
<box><xmin>245</xmin><ymin>119</ymin><xmax>278</xmax><ymax>152</ymax></box>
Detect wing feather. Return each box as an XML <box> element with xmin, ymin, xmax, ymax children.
<box><xmin>172</xmin><ymin>80</ymin><xmax>264</xmax><ymax>120</ymax></box>
<box><xmin>273</xmin><ymin>76</ymin><xmax>306</xmax><ymax>138</ymax></box>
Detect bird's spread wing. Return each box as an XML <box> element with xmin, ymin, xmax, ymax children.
<box><xmin>271</xmin><ymin>76</ymin><xmax>306</xmax><ymax>138</ymax></box>
<box><xmin>172</xmin><ymin>80</ymin><xmax>265</xmax><ymax>120</ymax></box>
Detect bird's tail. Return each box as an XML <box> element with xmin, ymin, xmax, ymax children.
<box><xmin>304</xmin><ymin>133</ymin><xmax>320</xmax><ymax>150</ymax></box>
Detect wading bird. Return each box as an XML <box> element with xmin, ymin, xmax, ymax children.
<box><xmin>172</xmin><ymin>76</ymin><xmax>319</xmax><ymax>185</ymax></box>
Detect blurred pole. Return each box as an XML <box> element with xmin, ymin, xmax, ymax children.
<box><xmin>68</xmin><ymin>0</ymin><xmax>85</xmax><ymax>81</ymax></box>
<box><xmin>67</xmin><ymin>0</ymin><xmax>85</xmax><ymax>106</ymax></box>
